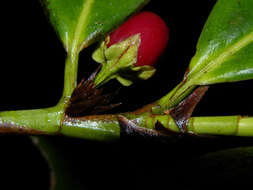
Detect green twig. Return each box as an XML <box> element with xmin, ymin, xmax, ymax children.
<box><xmin>0</xmin><ymin>102</ymin><xmax>252</xmax><ymax>140</ymax></box>
<box><xmin>61</xmin><ymin>53</ymin><xmax>79</xmax><ymax>103</ymax></box>
<box><xmin>0</xmin><ymin>105</ymin><xmax>63</xmax><ymax>135</ymax></box>
<box><xmin>61</xmin><ymin>114</ymin><xmax>253</xmax><ymax>140</ymax></box>
<box><xmin>152</xmin><ymin>81</ymin><xmax>196</xmax><ymax>114</ymax></box>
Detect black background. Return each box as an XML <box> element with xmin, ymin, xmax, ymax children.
<box><xmin>0</xmin><ymin>0</ymin><xmax>253</xmax><ymax>189</ymax></box>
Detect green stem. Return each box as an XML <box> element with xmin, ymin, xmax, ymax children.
<box><xmin>61</xmin><ymin>52</ymin><xmax>79</xmax><ymax>103</ymax></box>
<box><xmin>0</xmin><ymin>103</ymin><xmax>252</xmax><ymax>139</ymax></box>
<box><xmin>61</xmin><ymin>115</ymin><xmax>119</xmax><ymax>141</ymax></box>
<box><xmin>60</xmin><ymin>113</ymin><xmax>253</xmax><ymax>140</ymax></box>
<box><xmin>0</xmin><ymin>105</ymin><xmax>63</xmax><ymax>135</ymax></box>
<box><xmin>152</xmin><ymin>81</ymin><xmax>196</xmax><ymax>114</ymax></box>
<box><xmin>187</xmin><ymin>116</ymin><xmax>253</xmax><ymax>136</ymax></box>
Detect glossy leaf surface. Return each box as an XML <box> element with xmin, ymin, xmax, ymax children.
<box><xmin>154</xmin><ymin>0</ymin><xmax>253</xmax><ymax>112</ymax></box>
<box><xmin>187</xmin><ymin>0</ymin><xmax>253</xmax><ymax>85</ymax></box>
<box><xmin>41</xmin><ymin>0</ymin><xmax>148</xmax><ymax>52</ymax></box>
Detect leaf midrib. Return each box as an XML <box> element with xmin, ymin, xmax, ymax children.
<box><xmin>70</xmin><ymin>0</ymin><xmax>94</xmax><ymax>55</ymax></box>
<box><xmin>189</xmin><ymin>30</ymin><xmax>253</xmax><ymax>85</ymax></box>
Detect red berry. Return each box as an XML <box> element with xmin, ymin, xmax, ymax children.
<box><xmin>107</xmin><ymin>11</ymin><xmax>169</xmax><ymax>67</ymax></box>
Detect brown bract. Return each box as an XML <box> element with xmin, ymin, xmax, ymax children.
<box><xmin>170</xmin><ymin>86</ymin><xmax>209</xmax><ymax>133</ymax></box>
<box><xmin>65</xmin><ymin>68</ymin><xmax>120</xmax><ymax>117</ymax></box>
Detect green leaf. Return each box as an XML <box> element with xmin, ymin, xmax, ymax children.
<box><xmin>41</xmin><ymin>0</ymin><xmax>149</xmax><ymax>53</ymax></box>
<box><xmin>187</xmin><ymin>0</ymin><xmax>253</xmax><ymax>85</ymax></box>
<box><xmin>154</xmin><ymin>0</ymin><xmax>253</xmax><ymax>112</ymax></box>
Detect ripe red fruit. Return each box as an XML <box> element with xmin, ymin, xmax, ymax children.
<box><xmin>107</xmin><ymin>11</ymin><xmax>169</xmax><ymax>67</ymax></box>
<box><xmin>93</xmin><ymin>11</ymin><xmax>169</xmax><ymax>87</ymax></box>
